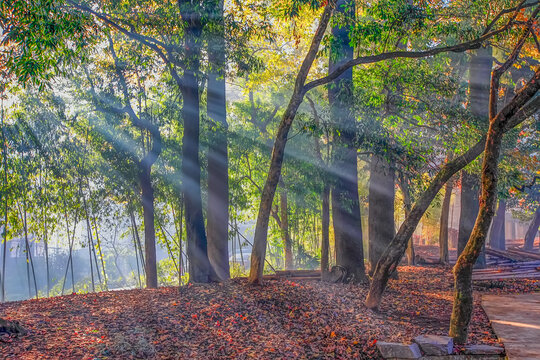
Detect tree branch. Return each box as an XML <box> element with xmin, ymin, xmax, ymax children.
<box><xmin>304</xmin><ymin>11</ymin><xmax>524</xmax><ymax>94</ymax></box>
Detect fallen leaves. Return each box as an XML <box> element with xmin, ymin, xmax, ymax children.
<box><xmin>0</xmin><ymin>264</ymin><xmax>538</xmax><ymax>359</ymax></box>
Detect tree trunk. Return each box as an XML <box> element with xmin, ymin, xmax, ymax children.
<box><xmin>469</xmin><ymin>46</ymin><xmax>493</xmax><ymax>119</ymax></box>
<box><xmin>329</xmin><ymin>0</ymin><xmax>366</xmax><ymax>283</ymax></box>
<box><xmin>321</xmin><ymin>185</ymin><xmax>330</xmax><ymax>274</ymax></box>
<box><xmin>61</xmin><ymin>194</ymin><xmax>78</xmax><ymax>295</ymax></box>
<box><xmin>130</xmin><ymin>210</ymin><xmax>146</xmax><ymax>275</ymax></box>
<box><xmin>140</xmin><ymin>166</ymin><xmax>158</xmax><ymax>288</ymax></box>
<box><xmin>130</xmin><ymin>216</ymin><xmax>142</xmax><ymax>288</ymax></box>
<box><xmin>91</xmin><ymin>216</ymin><xmax>108</xmax><ymax>290</ymax></box>
<box><xmin>280</xmin><ymin>187</ymin><xmax>293</xmax><ymax>269</ymax></box>
<box><xmin>21</xmin><ymin>198</ymin><xmax>38</xmax><ymax>299</ymax></box>
<box><xmin>398</xmin><ymin>175</ymin><xmax>415</xmax><ymax>265</ymax></box>
<box><xmin>457</xmin><ymin>171</ymin><xmax>480</xmax><ymax>256</ymax></box>
<box><xmin>180</xmin><ymin>3</ymin><xmax>212</xmax><ymax>283</ymax></box>
<box><xmin>307</xmin><ymin>96</ymin><xmax>331</xmax><ymax>274</ymax></box>
<box><xmin>450</xmin><ymin>119</ymin><xmax>504</xmax><ymax>345</ymax></box>
<box><xmin>456</xmin><ymin>48</ymin><xmax>492</xmax><ymax>266</ymax></box>
<box><xmin>458</xmin><ymin>171</ymin><xmax>487</xmax><ymax>268</ymax></box>
<box><xmin>439</xmin><ymin>180</ymin><xmax>453</xmax><ymax>264</ymax></box>
<box><xmin>489</xmin><ymin>199</ymin><xmax>506</xmax><ymax>250</ymax></box>
<box><xmin>206</xmin><ymin>0</ymin><xmax>229</xmax><ymax>282</ymax></box>
<box><xmin>43</xmin><ymin>212</ymin><xmax>50</xmax><ymax>297</ymax></box>
<box><xmin>247</xmin><ymin>3</ymin><xmax>334</xmax><ymax>284</ymax></box>
<box><xmin>524</xmin><ymin>206</ymin><xmax>540</xmax><ymax>250</ymax></box>
<box><xmin>368</xmin><ymin>156</ymin><xmax>395</xmax><ymax>274</ymax></box>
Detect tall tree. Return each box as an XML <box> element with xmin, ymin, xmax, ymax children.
<box><xmin>206</xmin><ymin>0</ymin><xmax>230</xmax><ymax>281</ymax></box>
<box><xmin>248</xmin><ymin>2</ymin><xmax>335</xmax><ymax>284</ymax></box>
<box><xmin>179</xmin><ymin>0</ymin><xmax>212</xmax><ymax>283</ymax></box>
<box><xmin>330</xmin><ymin>0</ymin><xmax>366</xmax><ymax>283</ymax></box>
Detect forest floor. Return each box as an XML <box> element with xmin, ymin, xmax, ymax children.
<box><xmin>1</xmin><ymin>265</ymin><xmax>539</xmax><ymax>359</ymax></box>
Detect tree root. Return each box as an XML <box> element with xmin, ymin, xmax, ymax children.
<box><xmin>0</xmin><ymin>318</ymin><xmax>26</xmax><ymax>336</ymax></box>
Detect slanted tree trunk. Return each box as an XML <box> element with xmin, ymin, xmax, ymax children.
<box><xmin>247</xmin><ymin>2</ymin><xmax>335</xmax><ymax>284</ymax></box>
<box><xmin>439</xmin><ymin>180</ymin><xmax>453</xmax><ymax>264</ymax></box>
<box><xmin>206</xmin><ymin>0</ymin><xmax>229</xmax><ymax>282</ymax></box>
<box><xmin>368</xmin><ymin>156</ymin><xmax>395</xmax><ymax>274</ymax></box>
<box><xmin>524</xmin><ymin>206</ymin><xmax>540</xmax><ymax>250</ymax></box>
<box><xmin>449</xmin><ymin>23</ymin><xmax>540</xmax><ymax>342</ymax></box>
<box><xmin>489</xmin><ymin>199</ymin><xmax>506</xmax><ymax>250</ymax></box>
<box><xmin>329</xmin><ymin>0</ymin><xmax>366</xmax><ymax>283</ymax></box>
<box><xmin>180</xmin><ymin>2</ymin><xmax>212</xmax><ymax>283</ymax></box>
<box><xmin>365</xmin><ymin>66</ymin><xmax>539</xmax><ymax>309</ymax></box>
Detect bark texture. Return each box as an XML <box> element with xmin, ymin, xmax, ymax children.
<box><xmin>206</xmin><ymin>0</ymin><xmax>230</xmax><ymax>281</ymax></box>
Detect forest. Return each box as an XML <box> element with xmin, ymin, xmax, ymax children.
<box><xmin>0</xmin><ymin>0</ymin><xmax>539</xmax><ymax>358</ymax></box>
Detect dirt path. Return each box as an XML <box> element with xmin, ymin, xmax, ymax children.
<box><xmin>482</xmin><ymin>293</ymin><xmax>540</xmax><ymax>360</ymax></box>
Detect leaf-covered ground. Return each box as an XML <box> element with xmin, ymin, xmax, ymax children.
<box><xmin>1</xmin><ymin>266</ymin><xmax>539</xmax><ymax>359</ymax></box>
